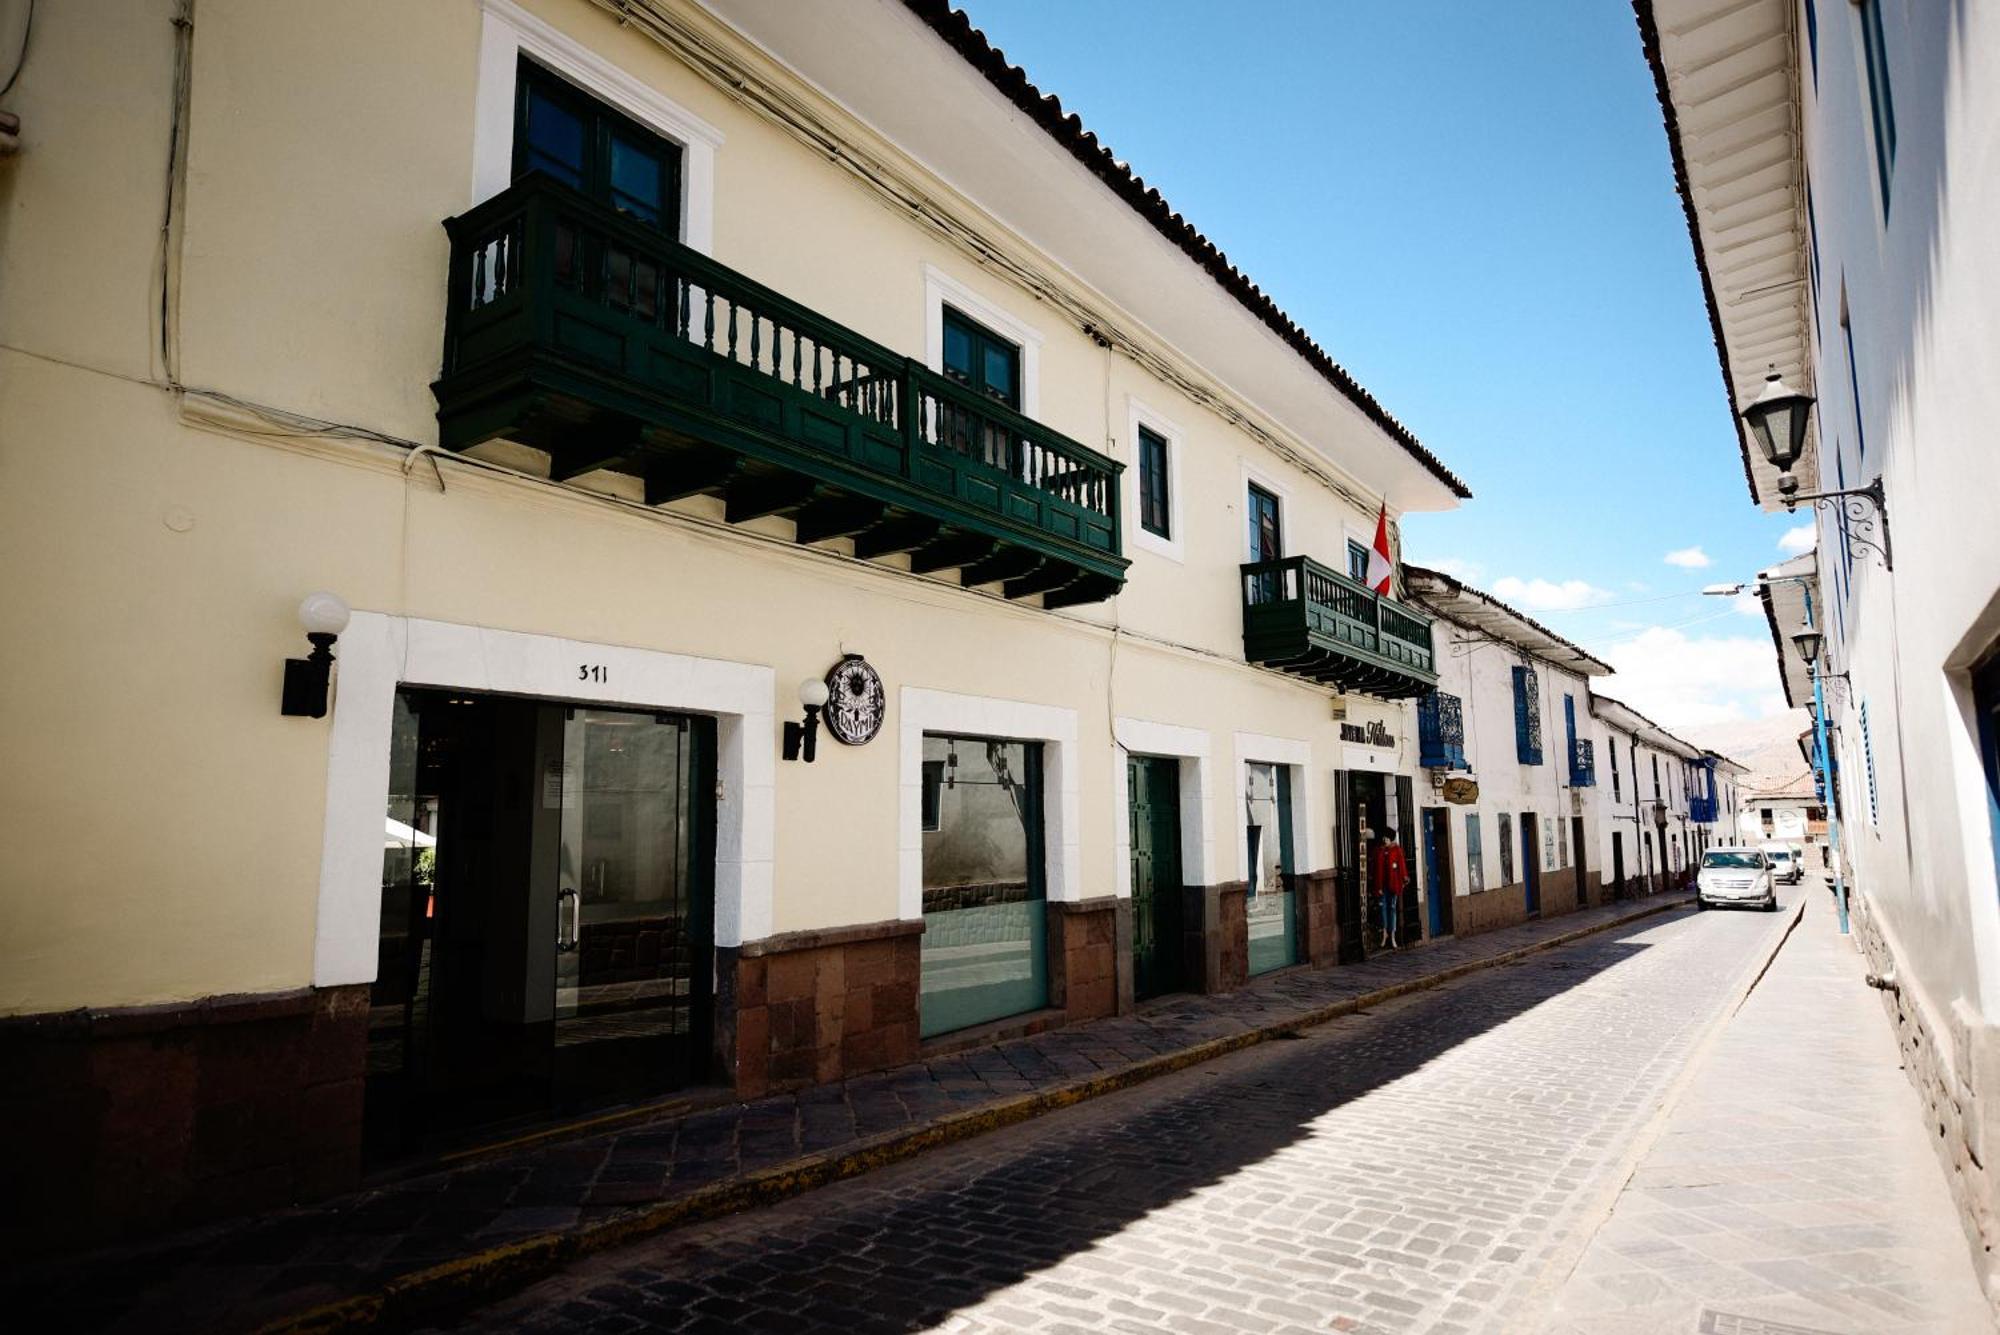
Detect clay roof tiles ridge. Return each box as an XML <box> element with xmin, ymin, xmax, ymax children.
<box><xmin>902</xmin><ymin>0</ymin><xmax>1472</xmax><ymax>500</ymax></box>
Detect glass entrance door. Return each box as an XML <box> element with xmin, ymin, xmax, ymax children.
<box><xmin>554</xmin><ymin>709</ymin><xmax>715</xmax><ymax>1109</ymax></box>
<box><xmin>365</xmin><ymin>691</ymin><xmax>713</xmax><ymax>1161</ymax></box>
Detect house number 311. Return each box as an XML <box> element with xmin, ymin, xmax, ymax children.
<box><xmin>578</xmin><ymin>664</ymin><xmax>609</xmax><ymax>684</ymax></box>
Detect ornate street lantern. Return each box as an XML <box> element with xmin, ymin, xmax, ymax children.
<box><xmin>1741</xmin><ymin>369</ymin><xmax>1815</xmax><ymax>476</ymax></box>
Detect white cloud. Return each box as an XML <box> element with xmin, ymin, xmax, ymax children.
<box><xmin>1427</xmin><ymin>556</ymin><xmax>1484</xmax><ymax>581</ymax></box>
<box><xmin>1491</xmin><ymin>576</ymin><xmax>1612</xmax><ymax>611</ymax></box>
<box><xmin>1664</xmin><ymin>546</ymin><xmax>1712</xmax><ymax>569</ymax></box>
<box><xmin>1599</xmin><ymin>626</ymin><xmax>1786</xmax><ymax>729</ymax></box>
<box><xmin>1733</xmin><ymin>593</ymin><xmax>1764</xmax><ymax>619</ymax></box>
<box><xmin>1778</xmin><ymin>525</ymin><xmax>1815</xmax><ymax>554</ymax></box>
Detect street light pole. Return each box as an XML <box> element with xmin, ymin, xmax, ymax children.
<box><xmin>1707</xmin><ymin>573</ymin><xmax>1851</xmax><ymax>933</ymax></box>
<box><xmin>1807</xmin><ymin>658</ymin><xmax>1850</xmax><ymax>934</ymax></box>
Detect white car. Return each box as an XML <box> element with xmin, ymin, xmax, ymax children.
<box><xmin>1697</xmin><ymin>847</ymin><xmax>1779</xmax><ymax>912</ymax></box>
<box><xmin>1760</xmin><ymin>843</ymin><xmax>1804</xmax><ymax>885</ymax></box>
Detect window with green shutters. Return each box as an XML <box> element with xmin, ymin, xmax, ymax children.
<box><xmin>1137</xmin><ymin>425</ymin><xmax>1171</xmax><ymax>539</ymax></box>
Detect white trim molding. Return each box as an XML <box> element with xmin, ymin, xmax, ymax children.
<box><xmin>1125</xmin><ymin>395</ymin><xmax>1187</xmax><ymax>564</ymax></box>
<box><xmin>312</xmin><ymin>612</ymin><xmax>774</xmax><ymax>986</ymax></box>
<box><xmin>923</xmin><ymin>263</ymin><xmax>1044</xmax><ymax>417</ymax></box>
<box><xmin>1239</xmin><ymin>459</ymin><xmax>1293</xmax><ymax>562</ymax></box>
<box><xmin>899</xmin><ymin>686</ymin><xmax>1080</xmax><ymax>920</ymax></box>
<box><xmin>473</xmin><ymin>0</ymin><xmax>723</xmax><ymax>252</ymax></box>
<box><xmin>1232</xmin><ymin>731</ymin><xmax>1320</xmax><ymax>873</ymax></box>
<box><xmin>1112</xmin><ymin>717</ymin><xmax>1214</xmax><ymax>896</ymax></box>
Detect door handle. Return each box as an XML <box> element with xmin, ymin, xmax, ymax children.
<box><xmin>557</xmin><ymin>887</ymin><xmax>580</xmax><ymax>953</ymax></box>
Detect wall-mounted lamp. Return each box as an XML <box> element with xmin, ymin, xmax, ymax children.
<box><xmin>783</xmin><ymin>676</ymin><xmax>830</xmax><ymax>762</ymax></box>
<box><xmin>1740</xmin><ymin>367</ymin><xmax>1893</xmax><ymax>570</ymax></box>
<box><xmin>282</xmin><ymin>591</ymin><xmax>350</xmax><ymax>718</ymax></box>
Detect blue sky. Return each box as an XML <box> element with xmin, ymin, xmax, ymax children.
<box><xmin>955</xmin><ymin>0</ymin><xmax>1812</xmax><ymax>727</ymax></box>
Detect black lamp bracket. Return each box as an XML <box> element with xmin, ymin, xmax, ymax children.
<box><xmin>1782</xmin><ymin>477</ymin><xmax>1892</xmax><ymax>572</ymax></box>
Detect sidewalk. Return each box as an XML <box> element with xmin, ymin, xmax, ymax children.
<box><xmin>5</xmin><ymin>892</ymin><xmax>1689</xmax><ymax>1334</ymax></box>
<box><xmin>1543</xmin><ymin>881</ymin><xmax>1994</xmax><ymax>1333</ymax></box>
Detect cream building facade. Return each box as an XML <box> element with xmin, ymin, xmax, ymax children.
<box><xmin>0</xmin><ymin>0</ymin><xmax>1477</xmax><ymax>1246</ymax></box>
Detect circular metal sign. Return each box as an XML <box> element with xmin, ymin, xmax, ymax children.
<box><xmin>822</xmin><ymin>654</ymin><xmax>885</xmax><ymax>747</ymax></box>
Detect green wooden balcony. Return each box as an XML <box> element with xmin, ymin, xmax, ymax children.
<box><xmin>1241</xmin><ymin>556</ymin><xmax>1438</xmax><ymax>699</ymax></box>
<box><xmin>432</xmin><ymin>175</ymin><xmax>1128</xmax><ymax>606</ymax></box>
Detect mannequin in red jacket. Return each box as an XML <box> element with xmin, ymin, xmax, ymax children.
<box><xmin>1372</xmin><ymin>830</ymin><xmax>1409</xmax><ymax>949</ymax></box>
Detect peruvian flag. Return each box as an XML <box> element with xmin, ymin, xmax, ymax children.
<box><xmin>1365</xmin><ymin>504</ymin><xmax>1394</xmax><ymax>594</ymax></box>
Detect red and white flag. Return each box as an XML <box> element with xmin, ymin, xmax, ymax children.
<box><xmin>1365</xmin><ymin>504</ymin><xmax>1394</xmax><ymax>594</ymax></box>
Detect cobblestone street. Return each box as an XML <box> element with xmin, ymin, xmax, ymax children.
<box><xmin>452</xmin><ymin>897</ymin><xmax>1804</xmax><ymax>1334</ymax></box>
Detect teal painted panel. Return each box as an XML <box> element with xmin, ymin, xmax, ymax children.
<box><xmin>553</xmin><ymin>312</ymin><xmax>624</xmax><ymax>370</ymax></box>
<box><xmin>963</xmin><ymin>476</ymin><xmax>1002</xmax><ymax>512</ymax></box>
<box><xmin>859</xmin><ymin>438</ymin><xmax>904</xmax><ymax>472</ymax></box>
<box><xmin>643</xmin><ymin>348</ymin><xmax>707</xmax><ymax>401</ymax></box>
<box><xmin>796</xmin><ymin>406</ymin><xmax>846</xmax><ymax>454</ymax></box>
<box><xmin>916</xmin><ymin>458</ymin><xmax>955</xmax><ymax>494</ymax></box>
<box><xmin>721</xmin><ymin>377</ymin><xmax>782</xmax><ymax>429</ymax></box>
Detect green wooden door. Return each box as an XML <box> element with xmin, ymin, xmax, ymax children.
<box><xmin>1128</xmin><ymin>755</ymin><xmax>1185</xmax><ymax>1000</ymax></box>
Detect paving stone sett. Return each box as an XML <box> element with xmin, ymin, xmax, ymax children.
<box><xmin>445</xmin><ymin>895</ymin><xmax>1796</xmax><ymax>1334</ymax></box>
<box><xmin>3</xmin><ymin>896</ymin><xmax>1695</xmax><ymax>1333</ymax></box>
<box><xmin>1544</xmin><ymin>881</ymin><xmax>1994</xmax><ymax>1335</ymax></box>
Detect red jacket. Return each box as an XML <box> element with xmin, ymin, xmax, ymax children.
<box><xmin>1372</xmin><ymin>842</ymin><xmax>1409</xmax><ymax>897</ymax></box>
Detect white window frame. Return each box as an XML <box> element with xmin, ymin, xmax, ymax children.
<box><xmin>1112</xmin><ymin>718</ymin><xmax>1214</xmax><ymax>898</ymax></box>
<box><xmin>899</xmin><ymin>687</ymin><xmax>1079</xmax><ymax>920</ymax></box>
<box><xmin>1240</xmin><ymin>461</ymin><xmax>1292</xmax><ymax>563</ymax></box>
<box><xmin>312</xmin><ymin>613</ymin><xmax>775</xmax><ymax>986</ymax></box>
<box><xmin>1232</xmin><ymin>732</ymin><xmax>1320</xmax><ymax>875</ymax></box>
<box><xmin>923</xmin><ymin>264</ymin><xmax>1044</xmax><ymax>418</ymax></box>
<box><xmin>472</xmin><ymin>0</ymin><xmax>724</xmax><ymax>253</ymax></box>
<box><xmin>1125</xmin><ymin>396</ymin><xmax>1186</xmax><ymax>563</ymax></box>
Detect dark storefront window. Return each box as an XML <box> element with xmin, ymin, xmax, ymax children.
<box><xmin>919</xmin><ymin>735</ymin><xmax>1047</xmax><ymax>1037</ymax></box>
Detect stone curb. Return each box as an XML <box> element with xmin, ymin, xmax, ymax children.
<box><xmin>258</xmin><ymin>894</ymin><xmax>1694</xmax><ymax>1334</ymax></box>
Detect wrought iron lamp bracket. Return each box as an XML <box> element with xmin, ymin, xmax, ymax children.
<box><xmin>1781</xmin><ymin>477</ymin><xmax>1892</xmax><ymax>571</ymax></box>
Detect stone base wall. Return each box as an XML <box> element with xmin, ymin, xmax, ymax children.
<box><xmin>1541</xmin><ymin>867</ymin><xmax>1580</xmax><ymax>917</ymax></box>
<box><xmin>1457</xmin><ymin>884</ymin><xmax>1530</xmax><ymax>936</ymax></box>
<box><xmin>1852</xmin><ymin>891</ymin><xmax>2000</xmax><ymax>1312</ymax></box>
<box><xmin>0</xmin><ymin>984</ymin><xmax>367</xmax><ymax>1255</ymax></box>
<box><xmin>720</xmin><ymin>919</ymin><xmax>922</xmax><ymax>1099</ymax></box>
<box><xmin>1187</xmin><ymin>882</ymin><xmax>1248</xmax><ymax>994</ymax></box>
<box><xmin>1049</xmin><ymin>897</ymin><xmax>1126</xmax><ymax>1022</ymax></box>
<box><xmin>1301</xmin><ymin>871</ymin><xmax>1339</xmax><ymax>967</ymax></box>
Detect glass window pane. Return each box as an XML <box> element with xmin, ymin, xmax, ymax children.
<box><xmin>609</xmin><ymin>134</ymin><xmax>663</xmax><ymax>223</ymax></box>
<box><xmin>981</xmin><ymin>342</ymin><xmax>1017</xmax><ymax>406</ymax></box>
<box><xmin>524</xmin><ymin>86</ymin><xmax>584</xmax><ymax>188</ymax></box>
<box><xmin>920</xmin><ymin>734</ymin><xmax>1047</xmax><ymax>1036</ymax></box>
<box><xmin>942</xmin><ymin>319</ymin><xmax>975</xmax><ymax>384</ymax></box>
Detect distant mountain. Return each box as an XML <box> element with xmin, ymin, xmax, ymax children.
<box><xmin>1682</xmin><ymin>709</ymin><xmax>1817</xmax><ymax>798</ymax></box>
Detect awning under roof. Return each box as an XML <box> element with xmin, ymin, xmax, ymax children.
<box><xmin>1638</xmin><ymin>0</ymin><xmax>1819</xmax><ymax>509</ymax></box>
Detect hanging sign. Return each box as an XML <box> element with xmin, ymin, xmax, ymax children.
<box><xmin>1441</xmin><ymin>777</ymin><xmax>1479</xmax><ymax>805</ymax></box>
<box><xmin>822</xmin><ymin>654</ymin><xmax>886</xmax><ymax>746</ymax></box>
